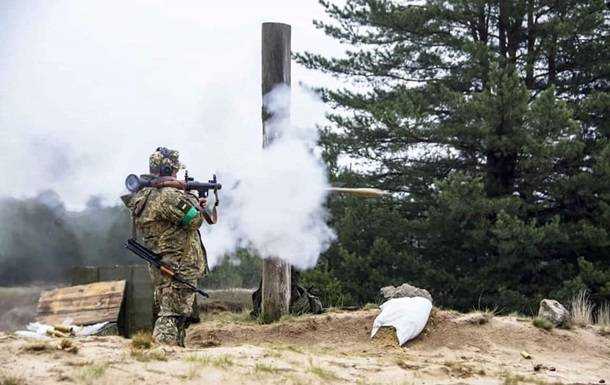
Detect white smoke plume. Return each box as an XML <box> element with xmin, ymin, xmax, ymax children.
<box><xmin>0</xmin><ymin>1</ymin><xmax>339</xmax><ymax>269</ymax></box>
<box><xmin>203</xmin><ymin>85</ymin><xmax>335</xmax><ymax>269</ymax></box>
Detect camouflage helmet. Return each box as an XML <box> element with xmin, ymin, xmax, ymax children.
<box><xmin>149</xmin><ymin>147</ymin><xmax>184</xmax><ymax>176</ymax></box>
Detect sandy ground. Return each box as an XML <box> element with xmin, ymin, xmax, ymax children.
<box><xmin>0</xmin><ymin>309</ymin><xmax>608</xmax><ymax>385</ymax></box>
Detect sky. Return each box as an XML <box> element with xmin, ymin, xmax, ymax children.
<box><xmin>0</xmin><ymin>0</ymin><xmax>345</xmax><ymax>210</ymax></box>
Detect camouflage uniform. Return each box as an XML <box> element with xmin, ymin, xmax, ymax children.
<box><xmin>125</xmin><ymin>148</ymin><xmax>207</xmax><ymax>346</ymax></box>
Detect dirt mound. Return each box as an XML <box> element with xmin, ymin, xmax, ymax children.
<box><xmin>188</xmin><ymin>310</ymin><xmax>377</xmax><ymax>348</ymax></box>
<box><xmin>189</xmin><ymin>308</ymin><xmax>605</xmax><ymax>357</ymax></box>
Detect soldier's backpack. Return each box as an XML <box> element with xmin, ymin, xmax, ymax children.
<box><xmin>250</xmin><ymin>269</ymin><xmax>323</xmax><ymax>318</ymax></box>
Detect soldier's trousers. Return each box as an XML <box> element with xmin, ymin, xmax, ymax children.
<box><xmin>150</xmin><ymin>269</ymin><xmax>197</xmax><ymax>347</ymax></box>
<box><xmin>152</xmin><ymin>316</ymin><xmax>188</xmax><ymax>346</ymax></box>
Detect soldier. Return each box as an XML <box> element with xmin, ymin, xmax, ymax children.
<box><xmin>124</xmin><ymin>147</ymin><xmax>217</xmax><ymax>346</ymax></box>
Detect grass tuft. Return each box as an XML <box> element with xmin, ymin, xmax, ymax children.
<box><xmin>0</xmin><ymin>373</ymin><xmax>26</xmax><ymax>385</ymax></box>
<box><xmin>532</xmin><ymin>317</ymin><xmax>554</xmax><ymax>331</ymax></box>
<box><xmin>130</xmin><ymin>348</ymin><xmax>167</xmax><ymax>362</ymax></box>
<box><xmin>20</xmin><ymin>341</ymin><xmax>51</xmax><ymax>353</ymax></box>
<box><xmin>570</xmin><ymin>289</ymin><xmax>594</xmax><ymax>327</ymax></box>
<box><xmin>185</xmin><ymin>354</ymin><xmax>211</xmax><ymax>366</ymax></box>
<box><xmin>253</xmin><ymin>362</ymin><xmax>280</xmax><ymax>374</ymax></box>
<box><xmin>212</xmin><ymin>355</ymin><xmax>234</xmax><ymax>368</ymax></box>
<box><xmin>468</xmin><ymin>310</ymin><xmax>495</xmax><ymax>325</ymax></box>
<box><xmin>76</xmin><ymin>364</ymin><xmax>107</xmax><ymax>385</ymax></box>
<box><xmin>502</xmin><ymin>372</ymin><xmax>560</xmax><ymax>385</ymax></box>
<box><xmin>131</xmin><ymin>330</ymin><xmax>154</xmax><ymax>350</ymax></box>
<box><xmin>595</xmin><ymin>302</ymin><xmax>610</xmax><ymax>326</ymax></box>
<box><xmin>307</xmin><ymin>363</ymin><xmax>340</xmax><ymax>381</ymax></box>
<box><xmin>363</xmin><ymin>303</ymin><xmax>379</xmax><ymax>310</ymax></box>
<box><xmin>185</xmin><ymin>354</ymin><xmax>233</xmax><ymax>368</ymax></box>
<box><xmin>58</xmin><ymin>338</ymin><xmax>79</xmax><ymax>354</ymax></box>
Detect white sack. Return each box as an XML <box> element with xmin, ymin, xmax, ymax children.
<box><xmin>370</xmin><ymin>296</ymin><xmax>432</xmax><ymax>345</ymax></box>
<box><xmin>14</xmin><ymin>331</ymin><xmax>51</xmax><ymax>340</ymax></box>
<box><xmin>15</xmin><ymin>321</ymin><xmax>109</xmax><ymax>338</ymax></box>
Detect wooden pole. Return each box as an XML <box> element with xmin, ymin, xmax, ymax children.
<box><xmin>260</xmin><ymin>22</ymin><xmax>292</xmax><ymax>323</ymax></box>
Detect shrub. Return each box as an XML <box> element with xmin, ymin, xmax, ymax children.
<box><xmin>532</xmin><ymin>317</ymin><xmax>554</xmax><ymax>331</ymax></box>
<box><xmin>131</xmin><ymin>330</ymin><xmax>154</xmax><ymax>350</ymax></box>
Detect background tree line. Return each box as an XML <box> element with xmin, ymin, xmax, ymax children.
<box><xmin>0</xmin><ymin>192</ymin><xmax>261</xmax><ymax>289</ymax></box>
<box><xmin>298</xmin><ymin>0</ymin><xmax>610</xmax><ymax>313</ymax></box>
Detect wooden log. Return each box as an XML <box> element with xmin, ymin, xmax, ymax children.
<box><xmin>260</xmin><ymin>22</ymin><xmax>292</xmax><ymax>322</ymax></box>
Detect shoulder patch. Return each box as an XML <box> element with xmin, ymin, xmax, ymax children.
<box><xmin>177</xmin><ymin>197</ymin><xmax>192</xmax><ymax>213</ymax></box>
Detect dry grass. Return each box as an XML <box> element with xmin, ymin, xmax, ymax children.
<box><xmin>307</xmin><ymin>361</ymin><xmax>340</xmax><ymax>382</ymax></box>
<box><xmin>595</xmin><ymin>302</ymin><xmax>610</xmax><ymax>326</ymax></box>
<box><xmin>532</xmin><ymin>317</ymin><xmax>554</xmax><ymax>331</ymax></box>
<box><xmin>185</xmin><ymin>354</ymin><xmax>211</xmax><ymax>366</ymax></box>
<box><xmin>129</xmin><ymin>330</ymin><xmax>164</xmax><ymax>362</ymax></box>
<box><xmin>502</xmin><ymin>372</ymin><xmax>562</xmax><ymax>385</ymax></box>
<box><xmin>76</xmin><ymin>363</ymin><xmax>107</xmax><ymax>385</ymax></box>
<box><xmin>211</xmin><ymin>354</ymin><xmax>234</xmax><ymax>368</ymax></box>
<box><xmin>570</xmin><ymin>290</ymin><xmax>594</xmax><ymax>327</ymax></box>
<box><xmin>0</xmin><ymin>372</ymin><xmax>26</xmax><ymax>385</ymax></box>
<box><xmin>131</xmin><ymin>331</ymin><xmax>153</xmax><ymax>350</ymax></box>
<box><xmin>130</xmin><ymin>348</ymin><xmax>167</xmax><ymax>362</ymax></box>
<box><xmin>443</xmin><ymin>360</ymin><xmax>485</xmax><ymax>378</ymax></box>
<box><xmin>467</xmin><ymin>310</ymin><xmax>495</xmax><ymax>325</ymax></box>
<box><xmin>253</xmin><ymin>362</ymin><xmax>280</xmax><ymax>374</ymax></box>
<box><xmin>185</xmin><ymin>353</ymin><xmax>234</xmax><ymax>368</ymax></box>
<box><xmin>58</xmin><ymin>338</ymin><xmax>79</xmax><ymax>354</ymax></box>
<box><xmin>20</xmin><ymin>341</ymin><xmax>52</xmax><ymax>353</ymax></box>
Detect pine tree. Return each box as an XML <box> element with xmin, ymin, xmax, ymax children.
<box><xmin>298</xmin><ymin>0</ymin><xmax>610</xmax><ymax>311</ymax></box>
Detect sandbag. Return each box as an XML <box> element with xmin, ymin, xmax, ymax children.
<box><xmin>371</xmin><ymin>296</ymin><xmax>432</xmax><ymax>345</ymax></box>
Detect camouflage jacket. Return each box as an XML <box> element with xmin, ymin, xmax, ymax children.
<box><xmin>124</xmin><ymin>176</ymin><xmax>208</xmax><ymax>281</ymax></box>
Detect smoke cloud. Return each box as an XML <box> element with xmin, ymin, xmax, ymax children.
<box><xmin>0</xmin><ymin>1</ymin><xmax>338</xmax><ymax>270</ymax></box>
<box><xmin>204</xmin><ymin>85</ymin><xmax>335</xmax><ymax>269</ymax></box>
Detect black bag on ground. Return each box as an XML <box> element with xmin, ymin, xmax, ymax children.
<box><xmin>251</xmin><ymin>269</ymin><xmax>323</xmax><ymax>317</ymax></box>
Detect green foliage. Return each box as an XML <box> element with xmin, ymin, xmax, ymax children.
<box><xmin>204</xmin><ymin>249</ymin><xmax>262</xmax><ymax>289</ymax></box>
<box><xmin>298</xmin><ymin>0</ymin><xmax>610</xmax><ymax>313</ymax></box>
<box><xmin>532</xmin><ymin>317</ymin><xmax>554</xmax><ymax>331</ymax></box>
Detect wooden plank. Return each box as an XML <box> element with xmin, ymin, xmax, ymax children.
<box><xmin>37</xmin><ymin>308</ymin><xmax>122</xmax><ymax>326</ymax></box>
<box><xmin>36</xmin><ymin>280</ymin><xmax>126</xmax><ymax>326</ymax></box>
<box><xmin>38</xmin><ymin>280</ymin><xmax>124</xmax><ymax>302</ymax></box>
<box><xmin>261</xmin><ymin>22</ymin><xmax>292</xmax><ymax>323</ymax></box>
<box><xmin>37</xmin><ymin>295</ymin><xmax>123</xmax><ymax>314</ymax></box>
